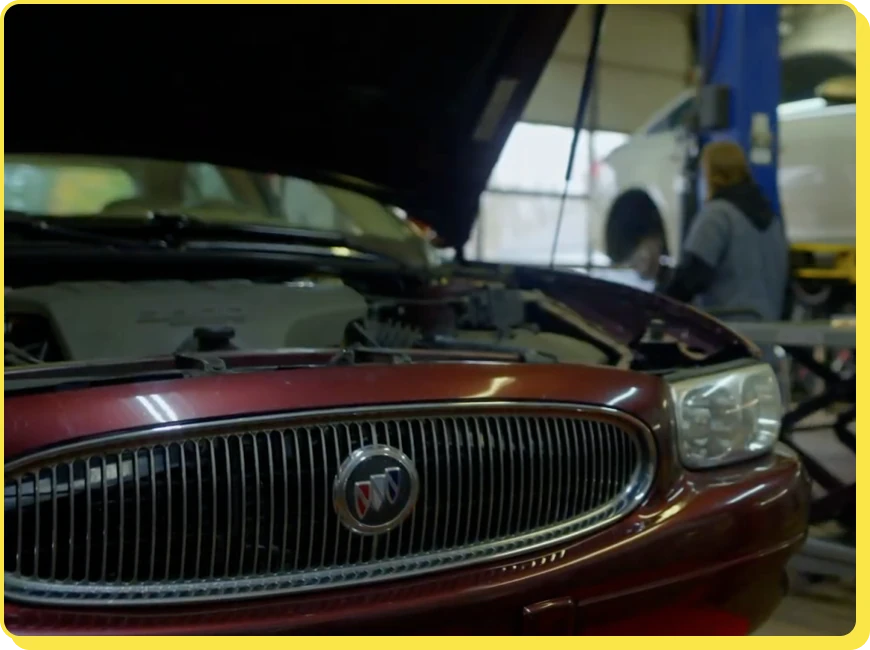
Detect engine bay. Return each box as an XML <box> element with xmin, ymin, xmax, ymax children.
<box><xmin>4</xmin><ymin>277</ymin><xmax>620</xmax><ymax>368</ymax></box>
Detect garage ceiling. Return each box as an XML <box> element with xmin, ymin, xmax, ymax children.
<box><xmin>524</xmin><ymin>4</ymin><xmax>848</xmax><ymax>133</ymax></box>
<box><xmin>524</xmin><ymin>5</ymin><xmax>693</xmax><ymax>133</ymax></box>
<box><xmin>780</xmin><ymin>4</ymin><xmax>856</xmax><ymax>55</ymax></box>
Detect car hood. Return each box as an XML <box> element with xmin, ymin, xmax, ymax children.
<box><xmin>4</xmin><ymin>4</ymin><xmax>574</xmax><ymax>249</ymax></box>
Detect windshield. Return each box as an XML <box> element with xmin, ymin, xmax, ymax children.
<box><xmin>4</xmin><ymin>154</ymin><xmax>420</xmax><ymax>244</ymax></box>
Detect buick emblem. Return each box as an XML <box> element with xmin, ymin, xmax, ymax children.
<box><xmin>333</xmin><ymin>444</ymin><xmax>419</xmax><ymax>535</ymax></box>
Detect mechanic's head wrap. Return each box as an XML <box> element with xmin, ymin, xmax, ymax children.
<box><xmin>702</xmin><ymin>140</ymin><xmax>752</xmax><ymax>200</ymax></box>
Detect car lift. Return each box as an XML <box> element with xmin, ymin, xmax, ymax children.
<box><xmin>692</xmin><ymin>5</ymin><xmax>856</xmax><ymax>582</ymax></box>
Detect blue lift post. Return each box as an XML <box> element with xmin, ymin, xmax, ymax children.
<box><xmin>698</xmin><ymin>9</ymin><xmax>855</xmax><ymax>302</ymax></box>
<box><xmin>695</xmin><ymin>5</ymin><xmax>782</xmax><ymax>217</ymax></box>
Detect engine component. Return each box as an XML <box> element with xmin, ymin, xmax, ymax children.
<box><xmin>4</xmin><ymin>313</ymin><xmax>64</xmax><ymax>364</ymax></box>
<box><xmin>350</xmin><ymin>319</ymin><xmax>423</xmax><ymax>349</ymax></box>
<box><xmin>458</xmin><ymin>286</ymin><xmax>526</xmax><ymax>334</ymax></box>
<box><xmin>5</xmin><ymin>279</ymin><xmax>367</xmax><ymax>362</ymax></box>
<box><xmin>361</xmin><ymin>285</ymin><xmax>615</xmax><ymax>366</ymax></box>
<box><xmin>175</xmin><ymin>326</ymin><xmax>239</xmax><ymax>353</ymax></box>
<box><xmin>453</xmin><ymin>329</ymin><xmax>609</xmax><ymax>365</ymax></box>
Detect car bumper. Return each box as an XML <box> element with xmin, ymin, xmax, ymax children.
<box><xmin>5</xmin><ymin>444</ymin><xmax>809</xmax><ymax>636</ymax></box>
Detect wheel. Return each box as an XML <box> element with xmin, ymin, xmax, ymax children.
<box><xmin>604</xmin><ymin>189</ymin><xmax>669</xmax><ymax>280</ymax></box>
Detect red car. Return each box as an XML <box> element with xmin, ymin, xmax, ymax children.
<box><xmin>4</xmin><ymin>5</ymin><xmax>808</xmax><ymax>636</ymax></box>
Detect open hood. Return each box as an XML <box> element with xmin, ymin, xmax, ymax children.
<box><xmin>4</xmin><ymin>5</ymin><xmax>574</xmax><ymax>248</ymax></box>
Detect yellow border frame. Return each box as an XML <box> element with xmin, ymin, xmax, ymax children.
<box><xmin>0</xmin><ymin>0</ymin><xmax>865</xmax><ymax>646</ymax></box>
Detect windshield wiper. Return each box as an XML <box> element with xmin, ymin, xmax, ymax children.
<box><xmin>142</xmin><ymin>212</ymin><xmax>348</xmax><ymax>245</ymax></box>
<box><xmin>141</xmin><ymin>212</ymin><xmax>397</xmax><ymax>261</ymax></box>
<box><xmin>5</xmin><ymin>212</ymin><xmax>164</xmax><ymax>249</ymax></box>
<box><xmin>6</xmin><ymin>210</ymin><xmax>396</xmax><ymax>263</ymax></box>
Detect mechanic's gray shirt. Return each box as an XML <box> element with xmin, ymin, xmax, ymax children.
<box><xmin>682</xmin><ymin>198</ymin><xmax>788</xmax><ymax>323</ymax></box>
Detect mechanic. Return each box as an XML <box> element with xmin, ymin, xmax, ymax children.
<box><xmin>606</xmin><ymin>189</ymin><xmax>670</xmax><ymax>286</ymax></box>
<box><xmin>662</xmin><ymin>139</ymin><xmax>788</xmax><ymax>321</ymax></box>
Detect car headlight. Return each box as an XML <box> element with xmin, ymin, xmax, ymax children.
<box><xmin>669</xmin><ymin>363</ymin><xmax>782</xmax><ymax>469</ymax></box>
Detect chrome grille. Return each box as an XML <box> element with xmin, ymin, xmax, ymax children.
<box><xmin>5</xmin><ymin>404</ymin><xmax>655</xmax><ymax>605</ymax></box>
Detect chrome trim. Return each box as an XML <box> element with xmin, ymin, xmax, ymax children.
<box><xmin>4</xmin><ymin>400</ymin><xmax>657</xmax><ymax>607</ymax></box>
<box><xmin>5</xmin><ymin>401</ymin><xmax>652</xmax><ymax>471</ymax></box>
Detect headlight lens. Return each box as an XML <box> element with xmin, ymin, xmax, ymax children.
<box><xmin>669</xmin><ymin>363</ymin><xmax>782</xmax><ymax>469</ymax></box>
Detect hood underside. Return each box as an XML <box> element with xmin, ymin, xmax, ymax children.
<box><xmin>4</xmin><ymin>4</ymin><xmax>574</xmax><ymax>248</ymax></box>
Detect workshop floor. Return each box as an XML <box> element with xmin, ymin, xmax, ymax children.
<box><xmin>755</xmin><ymin>578</ymin><xmax>855</xmax><ymax>635</ymax></box>
<box><xmin>755</xmin><ymin>420</ymin><xmax>856</xmax><ymax>636</ymax></box>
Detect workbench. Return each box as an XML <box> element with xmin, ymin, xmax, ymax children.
<box><xmin>730</xmin><ymin>320</ymin><xmax>855</xmax><ymax>350</ymax></box>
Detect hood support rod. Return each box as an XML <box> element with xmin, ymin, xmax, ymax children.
<box><xmin>549</xmin><ymin>4</ymin><xmax>607</xmax><ymax>270</ymax></box>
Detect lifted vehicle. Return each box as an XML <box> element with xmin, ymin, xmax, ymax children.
<box><xmin>587</xmin><ymin>51</ymin><xmax>856</xmax><ymax>317</ymax></box>
<box><xmin>4</xmin><ymin>5</ymin><xmax>808</xmax><ymax>636</ymax></box>
<box><xmin>588</xmin><ymin>50</ymin><xmax>856</xmax><ymax>270</ymax></box>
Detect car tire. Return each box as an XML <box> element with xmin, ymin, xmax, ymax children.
<box><xmin>605</xmin><ymin>189</ymin><xmax>669</xmax><ymax>265</ymax></box>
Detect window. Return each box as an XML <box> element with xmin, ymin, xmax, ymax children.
<box><xmin>467</xmin><ymin>122</ymin><xmax>629</xmax><ymax>265</ymax></box>
<box><xmin>276</xmin><ymin>177</ymin><xmax>342</xmax><ymax>230</ymax></box>
<box><xmin>486</xmin><ymin>123</ymin><xmax>629</xmax><ymax>196</ymax></box>
<box><xmin>4</xmin><ymin>163</ymin><xmax>136</xmax><ymax>216</ymax></box>
<box><xmin>183</xmin><ymin>163</ymin><xmax>236</xmax><ymax>203</ymax></box>
<box><xmin>4</xmin><ymin>155</ymin><xmax>421</xmax><ymax>249</ymax></box>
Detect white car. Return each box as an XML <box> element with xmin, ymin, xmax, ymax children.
<box><xmin>588</xmin><ymin>51</ymin><xmax>856</xmax><ymax>271</ymax></box>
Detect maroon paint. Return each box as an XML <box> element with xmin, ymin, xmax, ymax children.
<box><xmin>5</xmin><ymin>448</ymin><xmax>809</xmax><ymax>635</ymax></box>
<box><xmin>3</xmin><ymin>362</ymin><xmax>811</xmax><ymax>635</ymax></box>
<box><xmin>4</xmin><ymin>362</ymin><xmax>670</xmax><ymax>459</ymax></box>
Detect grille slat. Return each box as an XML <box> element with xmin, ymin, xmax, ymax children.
<box><xmin>440</xmin><ymin>419</ymin><xmax>451</xmax><ymax>549</ymax></box>
<box><xmin>430</xmin><ymin>419</ymin><xmax>440</xmax><ymax>553</ymax></box>
<box><xmin>508</xmin><ymin>418</ymin><xmax>519</xmax><ymax>538</ymax></box>
<box><xmin>34</xmin><ymin>472</ymin><xmax>41</xmax><ymax>580</ymax></box>
<box><xmin>592</xmin><ymin>422</ymin><xmax>602</xmax><ymax>514</ymax></box>
<box><xmin>236</xmin><ymin>437</ymin><xmax>245</xmax><ymax>578</ymax></box>
<box><xmin>601</xmin><ymin>426</ymin><xmax>609</xmax><ymax>506</ymax></box>
<box><xmin>16</xmin><ymin>477</ymin><xmax>23</xmax><ymax>578</ymax></box>
<box><xmin>561</xmin><ymin>420</ymin><xmax>571</xmax><ymax>521</ymax></box>
<box><xmin>319</xmin><ymin>427</ymin><xmax>329</xmax><ymax>569</ymax></box>
<box><xmin>568</xmin><ymin>421</ymin><xmax>579</xmax><ymax>518</ymax></box>
<box><xmin>524</xmin><ymin>418</ymin><xmax>544</xmax><ymax>530</ymax></box>
<box><xmin>251</xmin><ymin>435</ymin><xmax>261</xmax><ymax>575</ymax></box>
<box><xmin>383</xmin><ymin>424</ymin><xmax>394</xmax><ymax>558</ymax></box>
<box><xmin>116</xmin><ymin>453</ymin><xmax>124</xmax><ymax>582</ymax></box>
<box><xmin>473</xmin><ymin>418</ymin><xmax>485</xmax><ymax>545</ymax></box>
<box><xmin>6</xmin><ymin>406</ymin><xmax>654</xmax><ymax>605</ymax></box>
<box><xmin>206</xmin><ymin>440</ymin><xmax>217</xmax><ymax>578</ymax></box>
<box><xmin>85</xmin><ymin>459</ymin><xmax>93</xmax><ymax>581</ymax></box>
<box><xmin>163</xmin><ymin>446</ymin><xmax>171</xmax><ymax>581</ymax></box>
<box><xmin>554</xmin><ymin>419</ymin><xmax>564</xmax><ymax>525</ymax></box>
<box><xmin>462</xmin><ymin>418</ymin><xmax>474</xmax><ymax>547</ymax></box>
<box><xmin>394</xmin><ymin>422</ymin><xmax>406</xmax><ymax>558</ymax></box>
<box><xmin>50</xmin><ymin>466</ymin><xmax>58</xmax><ymax>580</ymax></box>
<box><xmin>343</xmin><ymin>425</ymin><xmax>354</xmax><ymax>567</ymax></box>
<box><xmin>494</xmin><ymin>418</ymin><xmax>506</xmax><ymax>539</ymax></box>
<box><xmin>453</xmin><ymin>420</ymin><xmax>463</xmax><ymax>549</ymax></box>
<box><xmin>221</xmin><ymin>441</ymin><xmax>231</xmax><ymax>578</ymax></box>
<box><xmin>192</xmin><ymin>443</ymin><xmax>201</xmax><ymax>579</ymax></box>
<box><xmin>418</xmin><ymin>419</ymin><xmax>430</xmax><ymax>553</ymax></box>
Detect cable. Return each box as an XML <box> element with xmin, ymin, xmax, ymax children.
<box><xmin>549</xmin><ymin>4</ymin><xmax>607</xmax><ymax>270</ymax></box>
